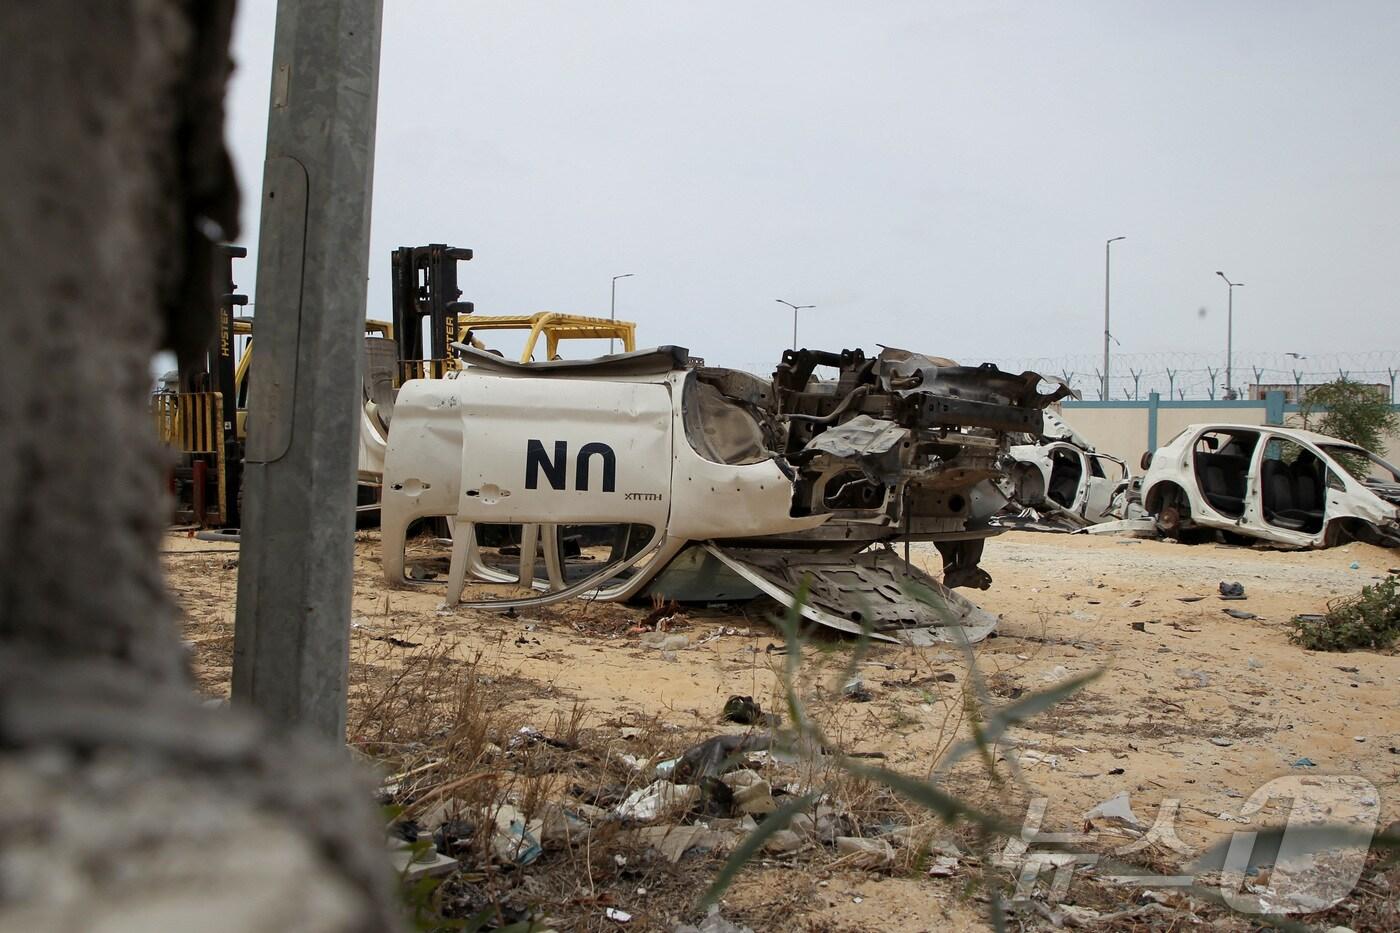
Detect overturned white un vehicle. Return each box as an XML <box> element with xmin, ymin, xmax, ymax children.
<box><xmin>1142</xmin><ymin>423</ymin><xmax>1400</xmax><ymax>549</ymax></box>
<box><xmin>381</xmin><ymin>346</ymin><xmax>1071</xmax><ymax>644</ymax></box>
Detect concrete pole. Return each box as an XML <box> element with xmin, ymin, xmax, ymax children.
<box><xmin>233</xmin><ymin>0</ymin><xmax>384</xmax><ymax>742</ymax></box>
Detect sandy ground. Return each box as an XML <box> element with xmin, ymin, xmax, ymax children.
<box><xmin>165</xmin><ymin>529</ymin><xmax>1400</xmax><ymax>931</ymax></box>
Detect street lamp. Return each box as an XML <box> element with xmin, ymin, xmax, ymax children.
<box><xmin>776</xmin><ymin>299</ymin><xmax>815</xmax><ymax>351</ymax></box>
<box><xmin>1216</xmin><ymin>271</ymin><xmax>1244</xmax><ymax>397</ymax></box>
<box><xmin>1103</xmin><ymin>236</ymin><xmax>1126</xmax><ymax>401</ymax></box>
<box><xmin>610</xmin><ymin>273</ymin><xmax>634</xmax><ymax>353</ymax></box>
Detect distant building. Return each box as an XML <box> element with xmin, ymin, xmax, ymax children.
<box><xmin>1249</xmin><ymin>382</ymin><xmax>1390</xmax><ymax>404</ymax></box>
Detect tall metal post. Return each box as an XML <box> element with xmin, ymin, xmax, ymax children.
<box><xmin>1227</xmin><ymin>284</ymin><xmax>1233</xmax><ymax>393</ymax></box>
<box><xmin>776</xmin><ymin>299</ymin><xmax>814</xmax><ymax>351</ymax></box>
<box><xmin>1216</xmin><ymin>271</ymin><xmax>1243</xmax><ymax>398</ymax></box>
<box><xmin>1103</xmin><ymin>236</ymin><xmax>1125</xmax><ymax>401</ymax></box>
<box><xmin>233</xmin><ymin>0</ymin><xmax>384</xmax><ymax>742</ymax></box>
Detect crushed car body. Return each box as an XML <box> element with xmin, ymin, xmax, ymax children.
<box><xmin>381</xmin><ymin>345</ymin><xmax>1072</xmax><ymax>644</ymax></box>
<box><xmin>1000</xmin><ymin>411</ymin><xmax>1126</xmax><ymax>530</ymax></box>
<box><xmin>1141</xmin><ymin>422</ymin><xmax>1400</xmax><ymax>548</ymax></box>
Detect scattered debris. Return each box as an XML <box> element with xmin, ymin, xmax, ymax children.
<box><xmin>633</xmin><ymin>824</ymin><xmax>722</xmax><ymax>863</ymax></box>
<box><xmin>605</xmin><ymin>907</ymin><xmax>633</xmax><ymax>923</ymax></box>
<box><xmin>1085</xmin><ymin>792</ymin><xmax>1144</xmax><ymax>832</ymax></box>
<box><xmin>1218</xmin><ymin>581</ymin><xmax>1246</xmax><ymax>600</ymax></box>
<box><xmin>1080</xmin><ymin>518</ymin><xmax>1159</xmax><ymax>538</ymax></box>
<box><xmin>538</xmin><ymin>802</ymin><xmax>597</xmax><ymax>846</ymax></box>
<box><xmin>615</xmin><ymin>781</ymin><xmax>702</xmax><ymax>822</ymax></box>
<box><xmin>432</xmin><ymin>819</ymin><xmax>475</xmax><ymax>858</ymax></box>
<box><xmin>674</xmin><ymin>734</ymin><xmax>773</xmax><ymax>784</ymax></box>
<box><xmin>1223</xmin><ymin>608</ymin><xmax>1258</xmax><ymax>620</ymax></box>
<box><xmin>721</xmin><ymin>695</ymin><xmax>763</xmax><ymax>725</ymax></box>
<box><xmin>1292</xmin><ymin>757</ymin><xmax>1318</xmax><ymax>768</ymax></box>
<box><xmin>509</xmin><ymin>725</ymin><xmax>575</xmax><ymax>750</ymax></box>
<box><xmin>1041</xmin><ymin>665</ymin><xmax>1071</xmax><ymax>682</ymax></box>
<box><xmin>834</xmin><ymin>836</ymin><xmax>895</xmax><ymax>869</ymax></box>
<box><xmin>675</xmin><ymin>907</ymin><xmax>756</xmax><ymax>933</ymax></box>
<box><xmin>1176</xmin><ymin>668</ymin><xmax>1211</xmax><ymax>688</ymax></box>
<box><xmin>762</xmin><ymin>829</ymin><xmax>805</xmax><ymax>855</ymax></box>
<box><xmin>1129</xmin><ymin>621</ymin><xmax>1146</xmax><ymax>633</ymax></box>
<box><xmin>841</xmin><ymin>678</ymin><xmax>873</xmax><ymax>702</ymax></box>
<box><xmin>721</xmin><ymin>770</ymin><xmax>777</xmax><ymax>815</ymax></box>
<box><xmin>640</xmin><ymin>632</ymin><xmax>689</xmax><ymax>651</ymax></box>
<box><xmin>490</xmin><ymin>804</ymin><xmax>543</xmax><ymax>865</ymax></box>
<box><xmin>1011</xmin><ymin>748</ymin><xmax>1061</xmax><ymax>769</ymax></box>
<box><xmin>926</xmin><ymin>855</ymin><xmax>960</xmax><ymax>877</ymax></box>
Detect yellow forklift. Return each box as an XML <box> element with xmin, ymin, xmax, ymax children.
<box><xmin>156</xmin><ymin>244</ymin><xmax>636</xmax><ymax>528</ymax></box>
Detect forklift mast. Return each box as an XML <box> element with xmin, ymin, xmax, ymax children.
<box><xmin>180</xmin><ymin>245</ymin><xmax>248</xmax><ymax>394</ymax></box>
<box><xmin>390</xmin><ymin>244</ymin><xmax>474</xmax><ymax>370</ymax></box>
<box><xmin>170</xmin><ymin>244</ymin><xmax>247</xmax><ymax>528</ymax></box>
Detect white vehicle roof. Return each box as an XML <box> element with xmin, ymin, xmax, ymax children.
<box><xmin>1175</xmin><ymin>422</ymin><xmax>1371</xmax><ymax>452</ymax></box>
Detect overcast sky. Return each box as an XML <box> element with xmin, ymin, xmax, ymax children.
<box><xmin>226</xmin><ymin>1</ymin><xmax>1400</xmax><ymax>389</ymax></box>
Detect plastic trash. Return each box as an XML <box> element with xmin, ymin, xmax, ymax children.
<box><xmin>490</xmin><ymin>804</ymin><xmax>543</xmax><ymax>865</ymax></box>
<box><xmin>614</xmin><ymin>781</ymin><xmax>701</xmax><ymax>822</ymax></box>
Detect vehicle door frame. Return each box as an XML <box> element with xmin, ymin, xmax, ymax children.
<box><xmin>1257</xmin><ymin>431</ymin><xmax>1360</xmax><ymax>547</ymax></box>
<box><xmin>1187</xmin><ymin>425</ymin><xmax>1262</xmax><ymax>532</ymax></box>
<box><xmin>1081</xmin><ymin>453</ymin><xmax>1125</xmax><ymax>522</ymax></box>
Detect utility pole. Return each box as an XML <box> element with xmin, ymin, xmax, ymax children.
<box><xmin>609</xmin><ymin>273</ymin><xmax>633</xmax><ymax>354</ymax></box>
<box><xmin>1103</xmin><ymin>236</ymin><xmax>1126</xmax><ymax>402</ymax></box>
<box><xmin>233</xmin><ymin>0</ymin><xmax>384</xmax><ymax>742</ymax></box>
<box><xmin>1216</xmin><ymin>271</ymin><xmax>1243</xmax><ymax>398</ymax></box>
<box><xmin>776</xmin><ymin>299</ymin><xmax>814</xmax><ymax>351</ymax></box>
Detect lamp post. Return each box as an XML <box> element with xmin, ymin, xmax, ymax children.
<box><xmin>776</xmin><ymin>299</ymin><xmax>815</xmax><ymax>351</ymax></box>
<box><xmin>1103</xmin><ymin>236</ymin><xmax>1126</xmax><ymax>401</ymax></box>
<box><xmin>1216</xmin><ymin>271</ymin><xmax>1243</xmax><ymax>397</ymax></box>
<box><xmin>610</xmin><ymin>273</ymin><xmax>634</xmax><ymax>353</ymax></box>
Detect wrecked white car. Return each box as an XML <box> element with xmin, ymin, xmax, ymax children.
<box><xmin>381</xmin><ymin>345</ymin><xmax>1071</xmax><ymax>644</ymax></box>
<box><xmin>1140</xmin><ymin>423</ymin><xmax>1400</xmax><ymax>548</ymax></box>
<box><xmin>1002</xmin><ymin>411</ymin><xmax>1127</xmax><ymax>530</ymax></box>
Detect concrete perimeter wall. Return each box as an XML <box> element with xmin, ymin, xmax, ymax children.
<box><xmin>1060</xmin><ymin>394</ymin><xmax>1400</xmax><ymax>473</ymax></box>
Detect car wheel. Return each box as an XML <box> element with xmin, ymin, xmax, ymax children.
<box><xmin>1155</xmin><ymin>489</ymin><xmax>1190</xmax><ymax>539</ymax></box>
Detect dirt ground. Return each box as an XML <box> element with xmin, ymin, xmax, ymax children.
<box><xmin>165</xmin><ymin>529</ymin><xmax>1400</xmax><ymax>931</ymax></box>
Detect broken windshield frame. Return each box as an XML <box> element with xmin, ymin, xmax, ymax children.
<box><xmin>1318</xmin><ymin>444</ymin><xmax>1400</xmax><ymax>485</ymax></box>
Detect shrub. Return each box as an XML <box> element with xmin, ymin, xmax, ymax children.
<box><xmin>1295</xmin><ymin>378</ymin><xmax>1399</xmax><ymax>459</ymax></box>
<box><xmin>1288</xmin><ymin>575</ymin><xmax>1400</xmax><ymax>651</ymax></box>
